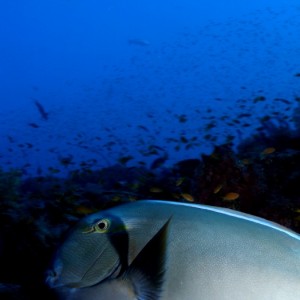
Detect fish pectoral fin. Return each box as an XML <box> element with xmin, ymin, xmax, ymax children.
<box><xmin>123</xmin><ymin>218</ymin><xmax>171</xmax><ymax>300</ymax></box>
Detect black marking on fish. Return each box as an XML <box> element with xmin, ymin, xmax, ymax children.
<box><xmin>123</xmin><ymin>217</ymin><xmax>171</xmax><ymax>300</ymax></box>
<box><xmin>106</xmin><ymin>214</ymin><xmax>129</xmax><ymax>277</ymax></box>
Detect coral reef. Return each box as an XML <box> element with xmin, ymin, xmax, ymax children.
<box><xmin>1</xmin><ymin>104</ymin><xmax>300</xmax><ymax>299</ymax></box>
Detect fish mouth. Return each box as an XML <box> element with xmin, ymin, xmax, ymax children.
<box><xmin>45</xmin><ymin>259</ymin><xmax>64</xmax><ymax>288</ymax></box>
<box><xmin>46</xmin><ymin>269</ymin><xmax>63</xmax><ymax>288</ymax></box>
<box><xmin>46</xmin><ymin>268</ymin><xmax>86</xmax><ymax>289</ymax></box>
<box><xmin>45</xmin><ymin>262</ymin><xmax>120</xmax><ymax>289</ymax></box>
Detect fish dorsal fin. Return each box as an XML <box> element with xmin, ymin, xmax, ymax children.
<box><xmin>122</xmin><ymin>218</ymin><xmax>171</xmax><ymax>300</ymax></box>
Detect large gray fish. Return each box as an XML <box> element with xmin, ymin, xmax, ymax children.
<box><xmin>47</xmin><ymin>200</ymin><xmax>300</xmax><ymax>299</ymax></box>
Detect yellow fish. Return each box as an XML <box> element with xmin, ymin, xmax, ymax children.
<box><xmin>223</xmin><ymin>192</ymin><xmax>240</xmax><ymax>201</ymax></box>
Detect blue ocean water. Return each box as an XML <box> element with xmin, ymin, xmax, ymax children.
<box><xmin>1</xmin><ymin>2</ymin><xmax>300</xmax><ymax>299</ymax></box>
<box><xmin>1</xmin><ymin>0</ymin><xmax>300</xmax><ymax>176</ymax></box>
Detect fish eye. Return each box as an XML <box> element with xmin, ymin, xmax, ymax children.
<box><xmin>94</xmin><ymin>218</ymin><xmax>110</xmax><ymax>233</ymax></box>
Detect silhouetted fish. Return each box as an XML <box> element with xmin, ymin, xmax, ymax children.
<box><xmin>32</xmin><ymin>98</ymin><xmax>49</xmax><ymax>120</ymax></box>
<box><xmin>150</xmin><ymin>153</ymin><xmax>168</xmax><ymax>169</ymax></box>
<box><xmin>28</xmin><ymin>123</ymin><xmax>40</xmax><ymax>128</ymax></box>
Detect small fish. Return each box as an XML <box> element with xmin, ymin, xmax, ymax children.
<box><xmin>75</xmin><ymin>206</ymin><xmax>96</xmax><ymax>215</ymax></box>
<box><xmin>274</xmin><ymin>98</ymin><xmax>291</xmax><ymax>105</ymax></box>
<box><xmin>59</xmin><ymin>155</ymin><xmax>74</xmax><ymax>167</ymax></box>
<box><xmin>180</xmin><ymin>135</ymin><xmax>188</xmax><ymax>143</ymax></box>
<box><xmin>7</xmin><ymin>136</ymin><xmax>14</xmax><ymax>143</ymax></box>
<box><xmin>48</xmin><ymin>167</ymin><xmax>60</xmax><ymax>174</ymax></box>
<box><xmin>150</xmin><ymin>187</ymin><xmax>163</xmax><ymax>193</ymax></box>
<box><xmin>150</xmin><ymin>154</ymin><xmax>168</xmax><ymax>169</ymax></box>
<box><xmin>181</xmin><ymin>193</ymin><xmax>194</xmax><ymax>202</ymax></box>
<box><xmin>111</xmin><ymin>195</ymin><xmax>122</xmax><ymax>202</ymax></box>
<box><xmin>261</xmin><ymin>147</ymin><xmax>276</xmax><ymax>155</ymax></box>
<box><xmin>175</xmin><ymin>177</ymin><xmax>185</xmax><ymax>187</ymax></box>
<box><xmin>204</xmin><ymin>121</ymin><xmax>216</xmax><ymax>131</ymax></box>
<box><xmin>28</xmin><ymin>123</ymin><xmax>40</xmax><ymax>128</ymax></box>
<box><xmin>25</xmin><ymin>143</ymin><xmax>33</xmax><ymax>148</ymax></box>
<box><xmin>253</xmin><ymin>96</ymin><xmax>266</xmax><ymax>103</ymax></box>
<box><xmin>260</xmin><ymin>115</ymin><xmax>271</xmax><ymax>122</ymax></box>
<box><xmin>118</xmin><ymin>155</ymin><xmax>133</xmax><ymax>165</ymax></box>
<box><xmin>32</xmin><ymin>98</ymin><xmax>49</xmax><ymax>120</ymax></box>
<box><xmin>213</xmin><ymin>184</ymin><xmax>223</xmax><ymax>194</ymax></box>
<box><xmin>175</xmin><ymin>114</ymin><xmax>187</xmax><ymax>123</ymax></box>
<box><xmin>237</xmin><ymin>113</ymin><xmax>252</xmax><ymax>118</ymax></box>
<box><xmin>137</xmin><ymin>125</ymin><xmax>149</xmax><ymax>131</ymax></box>
<box><xmin>223</xmin><ymin>192</ymin><xmax>240</xmax><ymax>201</ymax></box>
<box><xmin>240</xmin><ymin>158</ymin><xmax>251</xmax><ymax>165</ymax></box>
<box><xmin>226</xmin><ymin>135</ymin><xmax>235</xmax><ymax>143</ymax></box>
<box><xmin>203</xmin><ymin>134</ymin><xmax>212</xmax><ymax>140</ymax></box>
<box><xmin>171</xmin><ymin>193</ymin><xmax>180</xmax><ymax>199</ymax></box>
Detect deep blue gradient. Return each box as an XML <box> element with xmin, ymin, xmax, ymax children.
<box><xmin>1</xmin><ymin>0</ymin><xmax>300</xmax><ymax>176</ymax></box>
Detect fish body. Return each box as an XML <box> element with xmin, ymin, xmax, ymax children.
<box><xmin>28</xmin><ymin>122</ymin><xmax>40</xmax><ymax>128</ymax></box>
<box><xmin>32</xmin><ymin>98</ymin><xmax>49</xmax><ymax>120</ymax></box>
<box><xmin>47</xmin><ymin>200</ymin><xmax>300</xmax><ymax>299</ymax></box>
<box><xmin>51</xmin><ymin>280</ymin><xmax>138</xmax><ymax>300</ymax></box>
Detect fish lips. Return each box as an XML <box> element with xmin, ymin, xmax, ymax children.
<box><xmin>45</xmin><ymin>259</ymin><xmax>64</xmax><ymax>288</ymax></box>
<box><xmin>46</xmin><ymin>257</ymin><xmax>122</xmax><ymax>290</ymax></box>
<box><xmin>45</xmin><ymin>259</ymin><xmax>79</xmax><ymax>289</ymax></box>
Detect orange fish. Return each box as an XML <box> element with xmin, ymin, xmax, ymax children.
<box><xmin>176</xmin><ymin>177</ymin><xmax>185</xmax><ymax>187</ymax></box>
<box><xmin>111</xmin><ymin>195</ymin><xmax>122</xmax><ymax>202</ymax></box>
<box><xmin>213</xmin><ymin>184</ymin><xmax>223</xmax><ymax>194</ymax></box>
<box><xmin>150</xmin><ymin>187</ymin><xmax>163</xmax><ymax>193</ymax></box>
<box><xmin>181</xmin><ymin>193</ymin><xmax>195</xmax><ymax>202</ymax></box>
<box><xmin>172</xmin><ymin>193</ymin><xmax>181</xmax><ymax>200</ymax></box>
<box><xmin>240</xmin><ymin>158</ymin><xmax>251</xmax><ymax>165</ymax></box>
<box><xmin>75</xmin><ymin>206</ymin><xmax>95</xmax><ymax>215</ymax></box>
<box><xmin>261</xmin><ymin>147</ymin><xmax>276</xmax><ymax>155</ymax></box>
<box><xmin>223</xmin><ymin>192</ymin><xmax>240</xmax><ymax>201</ymax></box>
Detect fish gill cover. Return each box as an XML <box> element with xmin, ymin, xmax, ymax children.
<box><xmin>1</xmin><ymin>0</ymin><xmax>300</xmax><ymax>299</ymax></box>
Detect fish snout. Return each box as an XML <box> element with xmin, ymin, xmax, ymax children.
<box><xmin>45</xmin><ymin>261</ymin><xmax>63</xmax><ymax>288</ymax></box>
<box><xmin>46</xmin><ymin>269</ymin><xmax>62</xmax><ymax>288</ymax></box>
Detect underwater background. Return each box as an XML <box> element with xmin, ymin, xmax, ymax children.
<box><xmin>1</xmin><ymin>0</ymin><xmax>300</xmax><ymax>298</ymax></box>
